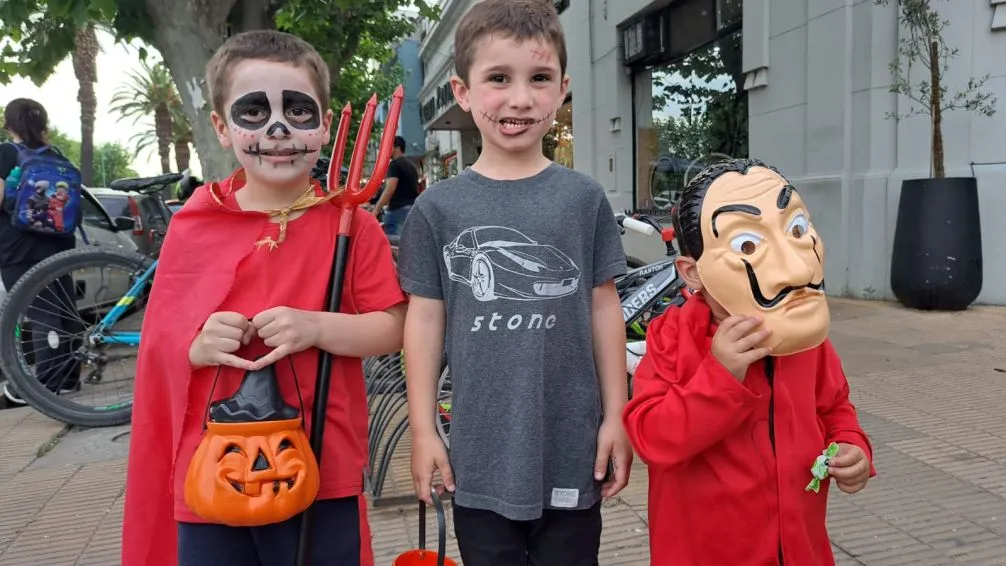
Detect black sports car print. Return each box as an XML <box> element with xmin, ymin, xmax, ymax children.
<box><xmin>443</xmin><ymin>226</ymin><xmax>581</xmax><ymax>301</ymax></box>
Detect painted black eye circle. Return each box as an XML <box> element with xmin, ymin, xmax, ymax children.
<box><xmin>792</xmin><ymin>225</ymin><xmax>804</xmax><ymax>238</ymax></box>
<box><xmin>285</xmin><ymin>107</ymin><xmax>314</xmax><ymax>123</ymax></box>
<box><xmin>741</xmin><ymin>241</ymin><xmax>757</xmax><ymax>255</ymax></box>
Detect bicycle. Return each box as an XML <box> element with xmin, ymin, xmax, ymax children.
<box><xmin>432</xmin><ymin>212</ymin><xmax>688</xmax><ymax>448</ymax></box>
<box><xmin>0</xmin><ymin>173</ymin><xmax>182</xmax><ymax>426</ymax></box>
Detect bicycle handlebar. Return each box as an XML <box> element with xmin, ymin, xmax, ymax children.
<box><xmin>619</xmin><ymin>216</ymin><xmax>655</xmax><ymax>236</ymax></box>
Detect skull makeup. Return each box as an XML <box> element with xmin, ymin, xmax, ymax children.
<box><xmin>674</xmin><ymin>159</ymin><xmax>829</xmax><ymax>356</ymax></box>
<box><xmin>213</xmin><ymin>60</ymin><xmax>331</xmax><ymax>187</ymax></box>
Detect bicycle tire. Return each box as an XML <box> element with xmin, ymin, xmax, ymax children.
<box><xmin>0</xmin><ymin>248</ymin><xmax>151</xmax><ymax>427</ymax></box>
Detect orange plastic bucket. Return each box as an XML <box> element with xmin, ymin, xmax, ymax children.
<box><xmin>392</xmin><ymin>489</ymin><xmax>456</xmax><ymax>566</ymax></box>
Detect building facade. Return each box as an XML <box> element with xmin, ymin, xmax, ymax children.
<box><xmin>417</xmin><ymin>0</ymin><xmax>1006</xmax><ymax>304</ymax></box>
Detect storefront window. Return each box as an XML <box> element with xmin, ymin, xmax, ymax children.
<box><xmin>544</xmin><ymin>98</ymin><xmax>573</xmax><ymax>168</ymax></box>
<box><xmin>634</xmin><ymin>28</ymin><xmax>747</xmax><ymax>212</ymax></box>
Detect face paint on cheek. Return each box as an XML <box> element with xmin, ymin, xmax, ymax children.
<box><xmin>282</xmin><ymin>90</ymin><xmax>321</xmax><ymax>130</ymax></box>
<box><xmin>230</xmin><ymin>92</ymin><xmax>270</xmax><ymax>130</ymax></box>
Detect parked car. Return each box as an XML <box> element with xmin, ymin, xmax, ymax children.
<box><xmin>86</xmin><ymin>187</ymin><xmax>172</xmax><ymax>256</ymax></box>
<box><xmin>79</xmin><ymin>187</ymin><xmax>139</xmax><ymax>251</ymax></box>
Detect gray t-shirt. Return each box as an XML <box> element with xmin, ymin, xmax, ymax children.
<box><xmin>397</xmin><ymin>163</ymin><xmax>627</xmax><ymax>520</ymax></box>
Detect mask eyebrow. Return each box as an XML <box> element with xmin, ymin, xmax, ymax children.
<box><xmin>711</xmin><ymin>204</ymin><xmax>761</xmax><ymax>237</ymax></box>
<box><xmin>777</xmin><ymin>185</ymin><xmax>796</xmax><ymax>209</ymax></box>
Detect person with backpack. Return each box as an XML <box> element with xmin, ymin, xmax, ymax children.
<box><xmin>0</xmin><ymin>98</ymin><xmax>84</xmax><ymax>405</ymax></box>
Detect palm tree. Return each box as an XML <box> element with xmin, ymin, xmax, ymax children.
<box><xmin>71</xmin><ymin>22</ymin><xmax>100</xmax><ymax>185</ymax></box>
<box><xmin>109</xmin><ymin>59</ymin><xmax>177</xmax><ymax>173</ymax></box>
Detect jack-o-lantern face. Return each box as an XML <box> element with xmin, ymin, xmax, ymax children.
<box><xmin>185</xmin><ymin>418</ymin><xmax>320</xmax><ymax>527</ymax></box>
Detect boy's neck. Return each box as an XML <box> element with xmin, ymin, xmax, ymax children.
<box><xmin>470</xmin><ymin>144</ymin><xmax>552</xmax><ymax>181</ymax></box>
<box><xmin>237</xmin><ymin>173</ymin><xmax>314</xmax><ymax>213</ymax></box>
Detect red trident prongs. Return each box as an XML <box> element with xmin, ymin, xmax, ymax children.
<box><xmin>327</xmin><ymin>84</ymin><xmax>405</xmax><ymax>234</ymax></box>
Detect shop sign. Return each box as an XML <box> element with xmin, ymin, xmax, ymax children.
<box><xmin>421</xmin><ymin>81</ymin><xmax>455</xmax><ymax>124</ymax></box>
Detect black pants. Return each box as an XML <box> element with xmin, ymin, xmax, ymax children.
<box><xmin>452</xmin><ymin>501</ymin><xmax>602</xmax><ymax>566</ymax></box>
<box><xmin>177</xmin><ymin>496</ymin><xmax>361</xmax><ymax>566</ymax></box>
<box><xmin>0</xmin><ymin>261</ymin><xmax>82</xmax><ymax>391</ymax></box>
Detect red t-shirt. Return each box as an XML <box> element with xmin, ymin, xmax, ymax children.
<box><xmin>172</xmin><ymin>185</ymin><xmax>405</xmax><ymax>522</ymax></box>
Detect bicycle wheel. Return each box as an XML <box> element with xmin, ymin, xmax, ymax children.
<box><xmin>0</xmin><ymin>248</ymin><xmax>151</xmax><ymax>427</ymax></box>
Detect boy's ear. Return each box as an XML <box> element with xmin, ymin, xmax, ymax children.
<box><xmin>210</xmin><ymin>111</ymin><xmax>233</xmax><ymax>149</ymax></box>
<box><xmin>675</xmin><ymin>256</ymin><xmax>704</xmax><ymax>291</ymax></box>
<box><xmin>559</xmin><ymin>75</ymin><xmax>570</xmax><ymax>107</ymax></box>
<box><xmin>321</xmin><ymin>108</ymin><xmax>335</xmax><ymax>146</ymax></box>
<box><xmin>450</xmin><ymin>75</ymin><xmax>471</xmax><ymax>112</ymax></box>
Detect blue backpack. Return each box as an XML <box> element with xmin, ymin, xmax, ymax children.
<box><xmin>4</xmin><ymin>144</ymin><xmax>83</xmax><ymax>236</ymax></box>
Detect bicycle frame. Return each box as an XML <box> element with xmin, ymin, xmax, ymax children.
<box><xmin>88</xmin><ymin>259</ymin><xmax>158</xmax><ymax>347</ymax></box>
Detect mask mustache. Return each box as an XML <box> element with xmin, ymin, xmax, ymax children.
<box><xmin>742</xmin><ymin>260</ymin><xmax>825</xmax><ymax>309</ymax></box>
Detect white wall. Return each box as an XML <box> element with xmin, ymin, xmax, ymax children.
<box><xmin>746</xmin><ymin>0</ymin><xmax>1006</xmax><ymax>304</ymax></box>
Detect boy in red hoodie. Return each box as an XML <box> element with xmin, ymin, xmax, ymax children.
<box><xmin>623</xmin><ymin>158</ymin><xmax>875</xmax><ymax>565</ymax></box>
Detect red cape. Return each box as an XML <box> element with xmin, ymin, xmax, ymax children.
<box><xmin>121</xmin><ymin>178</ymin><xmax>375</xmax><ymax>566</ymax></box>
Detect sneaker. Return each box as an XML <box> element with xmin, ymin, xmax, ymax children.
<box><xmin>3</xmin><ymin>382</ymin><xmax>26</xmax><ymax>405</ymax></box>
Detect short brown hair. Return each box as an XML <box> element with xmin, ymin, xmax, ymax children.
<box><xmin>205</xmin><ymin>30</ymin><xmax>331</xmax><ymax>117</ymax></box>
<box><xmin>453</xmin><ymin>0</ymin><xmax>567</xmax><ymax>83</ymax></box>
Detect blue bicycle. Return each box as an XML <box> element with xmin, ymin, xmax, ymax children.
<box><xmin>0</xmin><ymin>169</ymin><xmax>184</xmax><ymax>426</ymax></box>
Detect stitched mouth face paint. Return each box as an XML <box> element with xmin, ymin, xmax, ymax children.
<box><xmin>694</xmin><ymin>165</ymin><xmax>830</xmax><ymax>356</ymax></box>
<box><xmin>478</xmin><ymin>111</ymin><xmax>554</xmax><ymax>127</ymax></box>
<box><xmin>242</xmin><ymin>143</ymin><xmax>318</xmax><ymax>165</ymax></box>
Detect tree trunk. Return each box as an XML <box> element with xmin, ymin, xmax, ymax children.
<box><xmin>145</xmin><ymin>0</ymin><xmax>241</xmax><ymax>181</ymax></box>
<box><xmin>72</xmin><ymin>23</ymin><xmax>99</xmax><ymax>186</ymax></box>
<box><xmin>929</xmin><ymin>40</ymin><xmax>944</xmax><ymax>179</ymax></box>
<box><xmin>154</xmin><ymin>103</ymin><xmax>174</xmax><ymax>173</ymax></box>
<box><xmin>175</xmin><ymin>134</ymin><xmax>192</xmax><ymax>172</ymax></box>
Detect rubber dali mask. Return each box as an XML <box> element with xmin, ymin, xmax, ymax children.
<box><xmin>694</xmin><ymin>166</ymin><xmax>829</xmax><ymax>356</ymax></box>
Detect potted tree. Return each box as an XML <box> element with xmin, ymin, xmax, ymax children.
<box><xmin>877</xmin><ymin>0</ymin><xmax>997</xmax><ymax>310</ymax></box>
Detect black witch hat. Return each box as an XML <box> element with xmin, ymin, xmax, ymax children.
<box><xmin>209</xmin><ymin>364</ymin><xmax>300</xmax><ymax>423</ymax></box>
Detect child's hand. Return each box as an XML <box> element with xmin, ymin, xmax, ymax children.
<box><xmin>189</xmin><ymin>311</ymin><xmax>256</xmax><ymax>370</ymax></box>
<box><xmin>828</xmin><ymin>443</ymin><xmax>871</xmax><ymax>494</ymax></box>
<box><xmin>250</xmin><ymin>307</ymin><xmax>321</xmax><ymax>369</ymax></box>
<box><xmin>595</xmin><ymin>418</ymin><xmax>633</xmax><ymax>498</ymax></box>
<box><xmin>411</xmin><ymin>430</ymin><xmax>455</xmax><ymax>505</ymax></box>
<box><xmin>711</xmin><ymin>315</ymin><xmax>773</xmax><ymax>381</ymax></box>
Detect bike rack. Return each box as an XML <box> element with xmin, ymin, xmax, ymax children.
<box><xmin>362</xmin><ymin>349</ymin><xmax>413</xmax><ymax>506</ymax></box>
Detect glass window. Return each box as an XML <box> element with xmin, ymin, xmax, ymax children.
<box><xmin>544</xmin><ymin>98</ymin><xmax>573</xmax><ymax>168</ymax></box>
<box><xmin>634</xmin><ymin>28</ymin><xmax>747</xmax><ymax>213</ymax></box>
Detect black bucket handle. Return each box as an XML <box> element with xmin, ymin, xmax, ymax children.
<box><xmin>418</xmin><ymin>486</ymin><xmax>447</xmax><ymax>566</ymax></box>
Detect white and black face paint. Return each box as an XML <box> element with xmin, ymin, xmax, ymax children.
<box><xmin>228</xmin><ymin>88</ymin><xmax>325</xmax><ymax>170</ymax></box>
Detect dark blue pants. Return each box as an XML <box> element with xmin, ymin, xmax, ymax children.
<box><xmin>177</xmin><ymin>496</ymin><xmax>361</xmax><ymax>566</ymax></box>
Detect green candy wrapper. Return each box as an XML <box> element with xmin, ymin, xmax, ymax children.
<box><xmin>805</xmin><ymin>442</ymin><xmax>841</xmax><ymax>493</ymax></box>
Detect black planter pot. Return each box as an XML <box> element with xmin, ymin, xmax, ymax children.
<box><xmin>890</xmin><ymin>177</ymin><xmax>983</xmax><ymax>311</ymax></box>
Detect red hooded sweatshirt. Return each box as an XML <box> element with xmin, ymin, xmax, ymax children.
<box><xmin>623</xmin><ymin>294</ymin><xmax>875</xmax><ymax>566</ymax></box>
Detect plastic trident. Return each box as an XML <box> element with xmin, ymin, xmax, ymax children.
<box><xmin>295</xmin><ymin>84</ymin><xmax>405</xmax><ymax>566</ymax></box>
<box><xmin>327</xmin><ymin>84</ymin><xmax>405</xmax><ymax>234</ymax></box>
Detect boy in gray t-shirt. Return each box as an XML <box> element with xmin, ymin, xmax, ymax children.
<box><xmin>396</xmin><ymin>1</ymin><xmax>633</xmax><ymax>564</ymax></box>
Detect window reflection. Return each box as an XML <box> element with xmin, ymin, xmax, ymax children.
<box><xmin>545</xmin><ymin>98</ymin><xmax>573</xmax><ymax>168</ymax></box>
<box><xmin>635</xmin><ymin>29</ymin><xmax>747</xmax><ymax>212</ymax></box>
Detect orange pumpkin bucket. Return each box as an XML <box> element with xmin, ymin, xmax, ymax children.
<box><xmin>393</xmin><ymin>489</ymin><xmax>456</xmax><ymax>566</ymax></box>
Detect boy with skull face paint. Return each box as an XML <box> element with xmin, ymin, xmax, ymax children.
<box><xmin>623</xmin><ymin>158</ymin><xmax>875</xmax><ymax>565</ymax></box>
<box><xmin>121</xmin><ymin>31</ymin><xmax>407</xmax><ymax>566</ymax></box>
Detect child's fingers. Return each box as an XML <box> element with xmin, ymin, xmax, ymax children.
<box><xmin>827</xmin><ymin>445</ymin><xmax>862</xmax><ymax>468</ymax></box>
<box><xmin>828</xmin><ymin>458</ymin><xmax>868</xmax><ymax>480</ymax></box>
<box><xmin>436</xmin><ymin>453</ymin><xmax>456</xmax><ymax>493</ymax></box>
